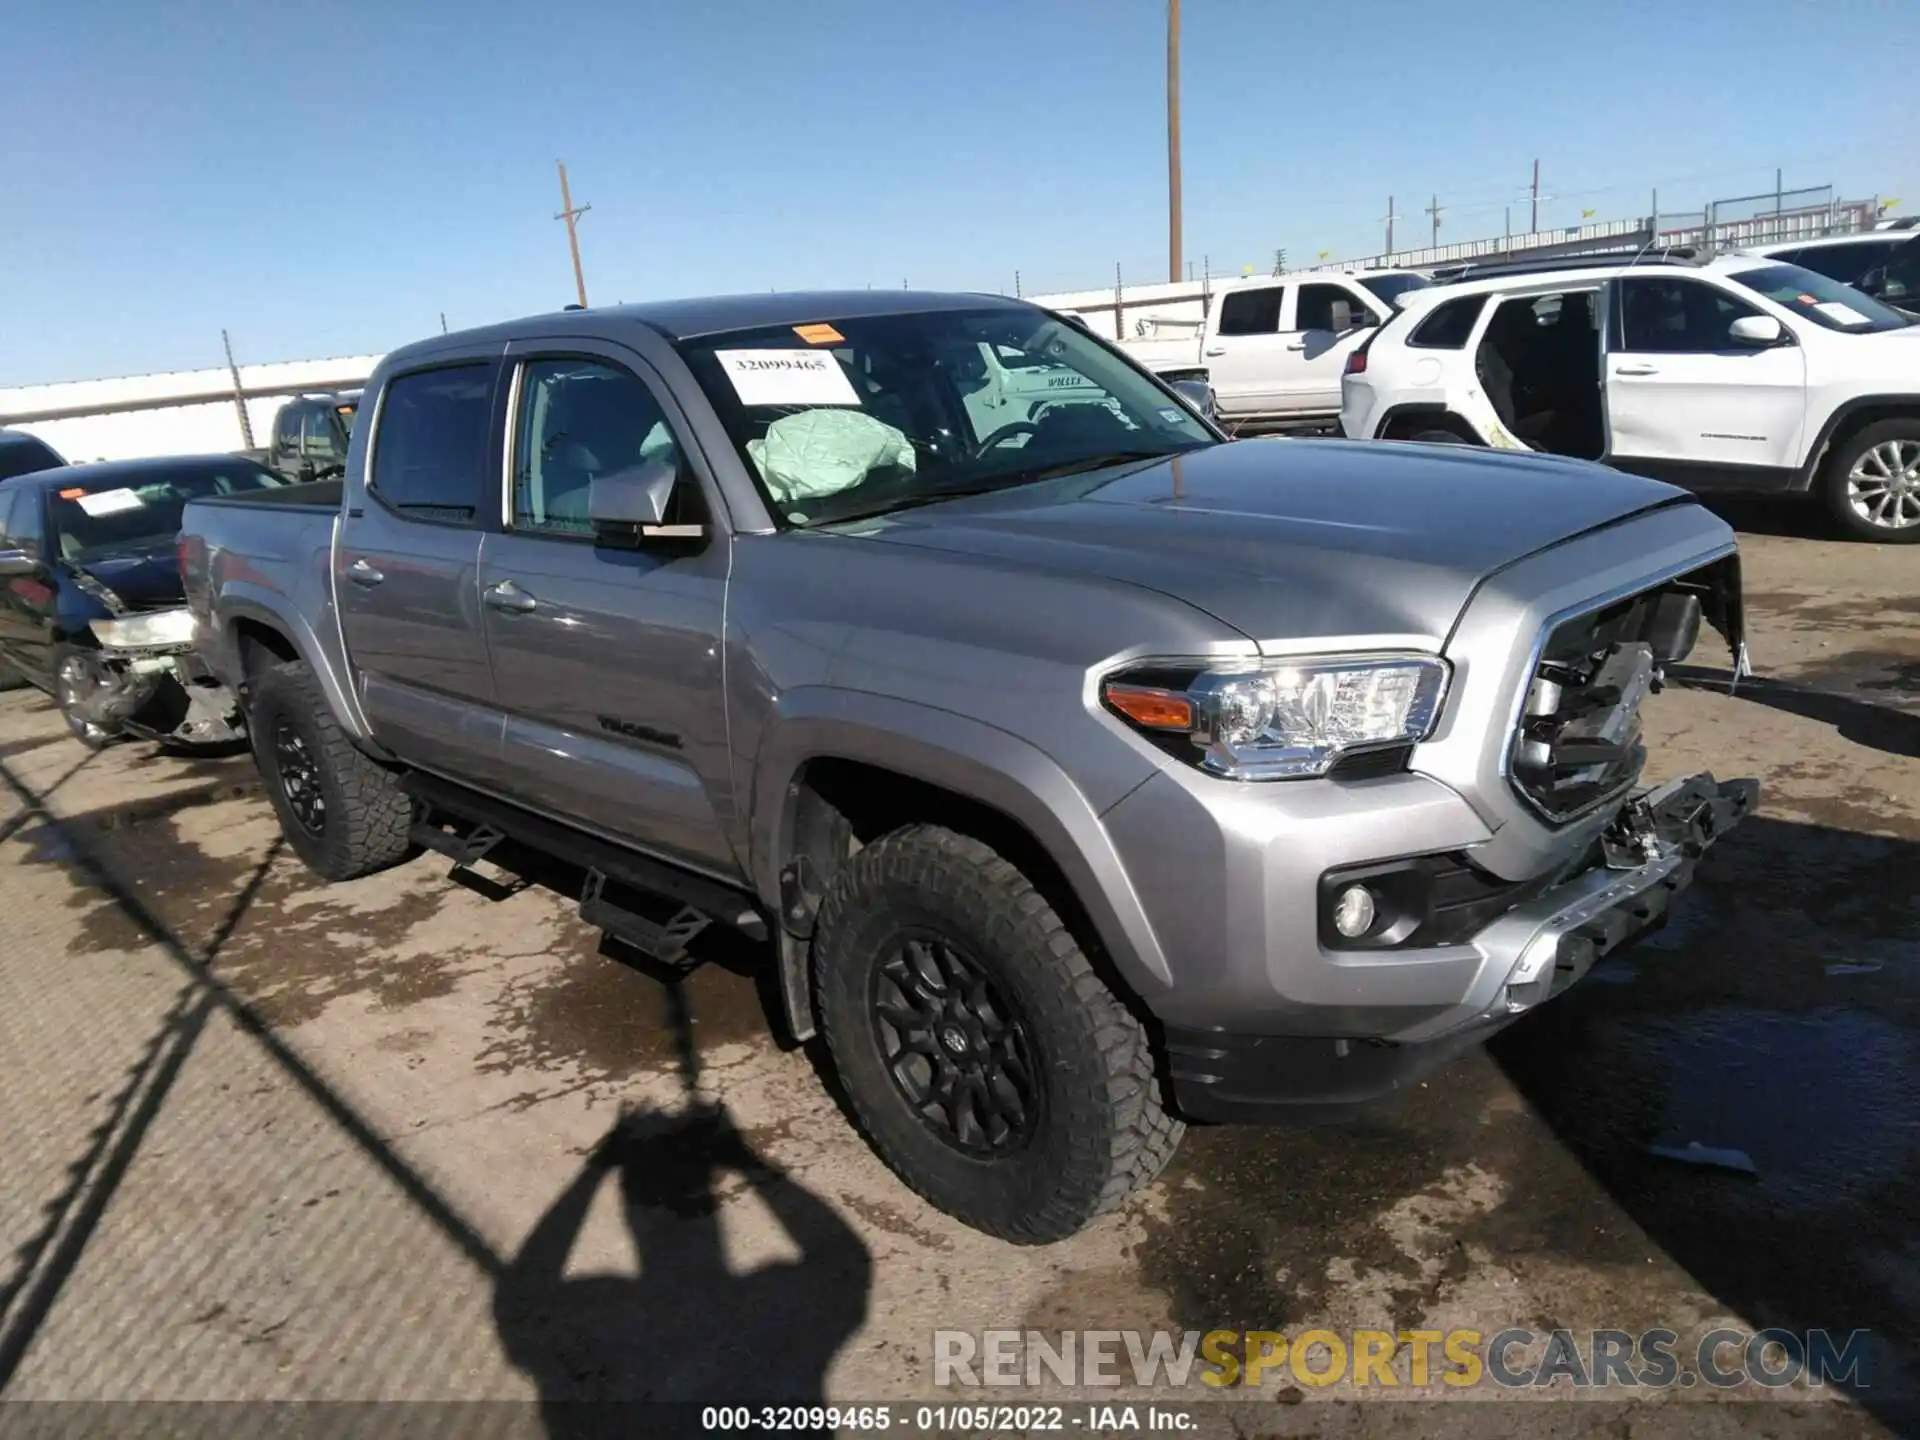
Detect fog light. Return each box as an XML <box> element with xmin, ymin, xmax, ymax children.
<box><xmin>1332</xmin><ymin>884</ymin><xmax>1377</xmax><ymax>939</ymax></box>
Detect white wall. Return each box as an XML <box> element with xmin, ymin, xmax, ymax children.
<box><xmin>0</xmin><ymin>355</ymin><xmax>381</xmax><ymax>462</ymax></box>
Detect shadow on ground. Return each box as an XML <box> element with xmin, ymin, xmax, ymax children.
<box><xmin>0</xmin><ymin>754</ymin><xmax>874</xmax><ymax>1427</ymax></box>
<box><xmin>1492</xmin><ymin>813</ymin><xmax>1920</xmax><ymax>1422</ymax></box>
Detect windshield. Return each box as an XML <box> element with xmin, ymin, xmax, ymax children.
<box><xmin>673</xmin><ymin>306</ymin><xmax>1215</xmax><ymax>528</ymax></box>
<box><xmin>1726</xmin><ymin>262</ymin><xmax>1912</xmax><ymax>333</ymax></box>
<box><xmin>1357</xmin><ymin>273</ymin><xmax>1431</xmax><ymax>306</ymax></box>
<box><xmin>48</xmin><ymin>460</ymin><xmax>287</xmax><ymax>562</ymax></box>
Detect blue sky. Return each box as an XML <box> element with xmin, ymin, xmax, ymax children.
<box><xmin>1</xmin><ymin>0</ymin><xmax>1911</xmax><ymax>385</ymax></box>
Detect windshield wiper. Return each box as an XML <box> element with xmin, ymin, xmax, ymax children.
<box><xmin>1015</xmin><ymin>448</ymin><xmax>1184</xmax><ymax>483</ymax></box>
<box><xmin>813</xmin><ymin>450</ymin><xmax>1188</xmax><ymax>528</ymax></box>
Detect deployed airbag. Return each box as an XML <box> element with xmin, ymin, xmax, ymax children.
<box><xmin>747</xmin><ymin>409</ymin><xmax>915</xmax><ymax>504</ymax></box>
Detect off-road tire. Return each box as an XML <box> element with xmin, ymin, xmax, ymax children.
<box><xmin>812</xmin><ymin>824</ymin><xmax>1184</xmax><ymax>1243</ymax></box>
<box><xmin>1822</xmin><ymin>418</ymin><xmax>1920</xmax><ymax>544</ymax></box>
<box><xmin>251</xmin><ymin>659</ymin><xmax>412</xmax><ymax>880</ymax></box>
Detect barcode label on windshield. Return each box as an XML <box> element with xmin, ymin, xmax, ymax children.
<box><xmin>716</xmin><ymin>349</ymin><xmax>860</xmax><ymax>407</ymax></box>
<box><xmin>74</xmin><ymin>488</ymin><xmax>145</xmax><ymax>517</ymax></box>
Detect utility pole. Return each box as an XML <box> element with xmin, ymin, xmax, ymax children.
<box><xmin>221</xmin><ymin>329</ymin><xmax>254</xmax><ymax>451</ymax></box>
<box><xmin>1530</xmin><ymin>158</ymin><xmax>1540</xmax><ymax>233</ymax></box>
<box><xmin>1382</xmin><ymin>195</ymin><xmax>1397</xmax><ymax>257</ymax></box>
<box><xmin>1166</xmin><ymin>0</ymin><xmax>1183</xmax><ymax>283</ymax></box>
<box><xmin>1271</xmin><ymin>248</ymin><xmax>1287</xmax><ymax>276</ymax></box>
<box><xmin>439</xmin><ymin>312</ymin><xmax>448</xmax><ymax>334</ymax></box>
<box><xmin>1426</xmin><ymin>194</ymin><xmax>1443</xmax><ymax>247</ymax></box>
<box><xmin>553</xmin><ymin>159</ymin><xmax>591</xmax><ymax>309</ymax></box>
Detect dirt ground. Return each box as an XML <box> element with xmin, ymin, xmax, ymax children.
<box><xmin>0</xmin><ymin>504</ymin><xmax>1914</xmax><ymax>1436</ymax></box>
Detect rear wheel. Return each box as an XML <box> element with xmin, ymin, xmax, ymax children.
<box><xmin>1412</xmin><ymin>428</ymin><xmax>1473</xmax><ymax>444</ymax></box>
<box><xmin>1824</xmin><ymin>420</ymin><xmax>1920</xmax><ymax>543</ymax></box>
<box><xmin>250</xmin><ymin>659</ymin><xmax>413</xmax><ymax>880</ymax></box>
<box><xmin>812</xmin><ymin>824</ymin><xmax>1183</xmax><ymax>1243</ymax></box>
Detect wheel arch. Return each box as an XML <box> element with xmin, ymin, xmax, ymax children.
<box><xmin>1794</xmin><ymin>395</ymin><xmax>1920</xmax><ymax>492</ymax></box>
<box><xmin>1376</xmin><ymin>403</ymin><xmax>1487</xmax><ymax>444</ymax></box>
<box><xmin>751</xmin><ymin>692</ymin><xmax>1174</xmax><ymax>1040</ymax></box>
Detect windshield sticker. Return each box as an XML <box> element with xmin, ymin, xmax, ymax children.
<box><xmin>1159</xmin><ymin>407</ymin><xmax>1186</xmax><ymax>425</ymax></box>
<box><xmin>792</xmin><ymin>323</ymin><xmax>845</xmax><ymax>345</ymax></box>
<box><xmin>73</xmin><ymin>488</ymin><xmax>145</xmax><ymax>517</ymax></box>
<box><xmin>717</xmin><ymin>349</ymin><xmax>860</xmax><ymax>406</ymax></box>
<box><xmin>57</xmin><ymin>487</ymin><xmax>87</xmax><ymax>499</ymax></box>
<box><xmin>1811</xmin><ymin>300</ymin><xmax>1871</xmax><ymax>326</ymax></box>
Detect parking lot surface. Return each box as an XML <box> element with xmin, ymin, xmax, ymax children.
<box><xmin>0</xmin><ymin>513</ymin><xmax>1915</xmax><ymax>1435</ymax></box>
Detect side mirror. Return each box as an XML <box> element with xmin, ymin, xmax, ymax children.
<box><xmin>1329</xmin><ymin>300</ymin><xmax>1372</xmax><ymax>332</ymax></box>
<box><xmin>0</xmin><ymin>548</ymin><xmax>38</xmax><ymax>579</ymax></box>
<box><xmin>1168</xmin><ymin>378</ymin><xmax>1217</xmax><ymax>419</ymax></box>
<box><xmin>1729</xmin><ymin>315</ymin><xmax>1786</xmax><ymax>347</ymax></box>
<box><xmin>588</xmin><ymin>458</ymin><xmax>704</xmax><ymax>540</ymax></box>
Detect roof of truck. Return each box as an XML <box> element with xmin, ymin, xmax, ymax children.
<box><xmin>415</xmin><ymin>290</ymin><xmax>1033</xmax><ymax>359</ymax></box>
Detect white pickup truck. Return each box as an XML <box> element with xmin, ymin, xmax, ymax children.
<box><xmin>1115</xmin><ymin>269</ymin><xmax>1431</xmax><ymax>430</ymax></box>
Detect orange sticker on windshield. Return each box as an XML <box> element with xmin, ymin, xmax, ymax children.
<box><xmin>58</xmin><ymin>487</ymin><xmax>87</xmax><ymax>499</ymax></box>
<box><xmin>793</xmin><ymin>323</ymin><xmax>845</xmax><ymax>345</ymax></box>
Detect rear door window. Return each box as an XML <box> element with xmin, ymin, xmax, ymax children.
<box><xmin>368</xmin><ymin>365</ymin><xmax>496</xmax><ymax>525</ymax></box>
<box><xmin>1216</xmin><ymin>286</ymin><xmax>1285</xmax><ymax>336</ymax></box>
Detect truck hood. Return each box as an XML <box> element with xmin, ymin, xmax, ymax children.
<box><xmin>68</xmin><ymin>541</ymin><xmax>188</xmax><ymax>615</ymax></box>
<box><xmin>842</xmin><ymin>439</ymin><xmax>1691</xmax><ymax>648</ymax></box>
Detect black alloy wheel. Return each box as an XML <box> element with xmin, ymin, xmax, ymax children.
<box><xmin>271</xmin><ymin>713</ymin><xmax>327</xmax><ymax>834</ymax></box>
<box><xmin>871</xmin><ymin>931</ymin><xmax>1039</xmax><ymax>1155</ymax></box>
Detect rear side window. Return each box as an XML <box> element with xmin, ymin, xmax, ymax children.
<box><xmin>1216</xmin><ymin>286</ymin><xmax>1284</xmax><ymax>337</ymax></box>
<box><xmin>0</xmin><ymin>435</ymin><xmax>65</xmax><ymax>482</ymax></box>
<box><xmin>1409</xmin><ymin>295</ymin><xmax>1488</xmax><ymax>349</ymax></box>
<box><xmin>369</xmin><ymin>365</ymin><xmax>494</xmax><ymax>524</ymax></box>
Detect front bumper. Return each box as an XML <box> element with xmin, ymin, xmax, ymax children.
<box><xmin>75</xmin><ymin>646</ymin><xmax>244</xmax><ymax>746</ymax></box>
<box><xmin>1162</xmin><ymin>772</ymin><xmax>1756</xmax><ymax>1122</ymax></box>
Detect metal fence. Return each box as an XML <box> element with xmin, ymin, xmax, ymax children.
<box><xmin>1030</xmin><ymin>183</ymin><xmax>1887</xmax><ymax>334</ymax></box>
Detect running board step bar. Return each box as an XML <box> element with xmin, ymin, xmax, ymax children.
<box><xmin>578</xmin><ymin>869</ymin><xmax>710</xmax><ymax>967</ymax></box>
<box><xmin>399</xmin><ymin>772</ymin><xmax>767</xmax><ymax>963</ymax></box>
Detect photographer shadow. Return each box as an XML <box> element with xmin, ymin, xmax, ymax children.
<box><xmin>495</xmin><ymin>1096</ymin><xmax>874</xmax><ymax>1434</ymax></box>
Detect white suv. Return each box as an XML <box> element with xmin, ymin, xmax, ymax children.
<box><xmin>1340</xmin><ymin>253</ymin><xmax>1920</xmax><ymax>541</ymax></box>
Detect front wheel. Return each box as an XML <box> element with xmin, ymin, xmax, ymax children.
<box><xmin>54</xmin><ymin>645</ymin><xmax>122</xmax><ymax>750</ymax></box>
<box><xmin>1824</xmin><ymin>420</ymin><xmax>1920</xmax><ymax>543</ymax></box>
<box><xmin>812</xmin><ymin>825</ymin><xmax>1184</xmax><ymax>1243</ymax></box>
<box><xmin>250</xmin><ymin>659</ymin><xmax>414</xmax><ymax>880</ymax></box>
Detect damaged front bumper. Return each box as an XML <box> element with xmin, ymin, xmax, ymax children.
<box><xmin>67</xmin><ymin>643</ymin><xmax>244</xmax><ymax>746</ymax></box>
<box><xmin>1165</xmin><ymin>771</ymin><xmax>1757</xmax><ymax>1122</ymax></box>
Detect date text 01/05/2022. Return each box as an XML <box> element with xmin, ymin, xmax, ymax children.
<box><xmin>698</xmin><ymin>1405</ymin><xmax>1196</xmax><ymax>1432</ymax></box>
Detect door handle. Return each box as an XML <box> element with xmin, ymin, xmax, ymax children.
<box><xmin>346</xmin><ymin>558</ymin><xmax>384</xmax><ymax>586</ymax></box>
<box><xmin>1613</xmin><ymin>363</ymin><xmax>1660</xmax><ymax>376</ymax></box>
<box><xmin>1203</xmin><ymin>346</ymin><xmax>1226</xmax><ymax>356</ymax></box>
<box><xmin>1284</xmin><ymin>339</ymin><xmax>1307</xmax><ymax>351</ymax></box>
<box><xmin>484</xmin><ymin>579</ymin><xmax>538</xmax><ymax>615</ymax></box>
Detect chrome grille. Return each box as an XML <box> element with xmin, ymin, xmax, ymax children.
<box><xmin>1510</xmin><ymin>606</ymin><xmax>1658</xmax><ymax>823</ymax></box>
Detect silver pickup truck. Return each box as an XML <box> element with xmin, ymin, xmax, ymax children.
<box><xmin>180</xmin><ymin>290</ymin><xmax>1757</xmax><ymax>1243</ymax></box>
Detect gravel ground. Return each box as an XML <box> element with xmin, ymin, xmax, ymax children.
<box><xmin>0</xmin><ymin>511</ymin><xmax>1913</xmax><ymax>1437</ymax></box>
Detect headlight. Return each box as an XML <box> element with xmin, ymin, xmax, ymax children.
<box><xmin>89</xmin><ymin>608</ymin><xmax>198</xmax><ymax>650</ymax></box>
<box><xmin>1103</xmin><ymin>654</ymin><xmax>1449</xmax><ymax>780</ymax></box>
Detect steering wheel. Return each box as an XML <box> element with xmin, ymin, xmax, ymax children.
<box><xmin>973</xmin><ymin>421</ymin><xmax>1038</xmax><ymax>456</ymax></box>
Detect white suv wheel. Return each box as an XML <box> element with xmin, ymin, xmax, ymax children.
<box><xmin>1845</xmin><ymin>438</ymin><xmax>1920</xmax><ymax>531</ymax></box>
